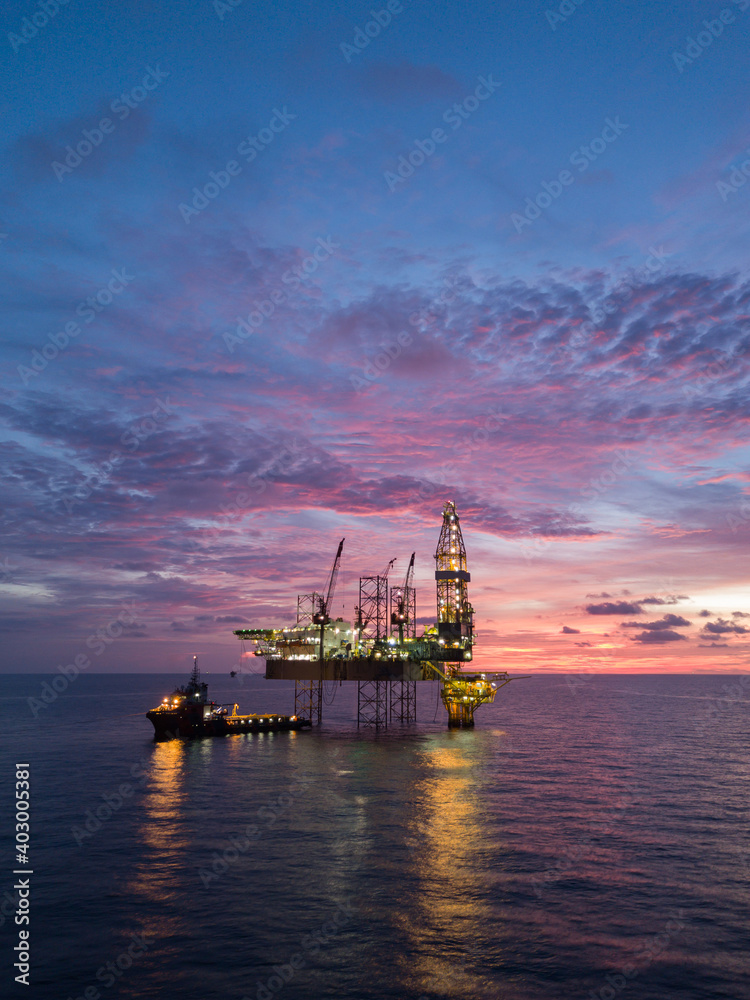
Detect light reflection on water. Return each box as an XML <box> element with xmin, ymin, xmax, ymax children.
<box><xmin>405</xmin><ymin>739</ymin><xmax>495</xmax><ymax>999</ymax></box>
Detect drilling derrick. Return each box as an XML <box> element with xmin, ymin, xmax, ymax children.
<box><xmin>435</xmin><ymin>501</ymin><xmax>474</xmax><ymax>649</ymax></box>
<box><xmin>432</xmin><ymin>500</ymin><xmax>504</xmax><ymax>727</ymax></box>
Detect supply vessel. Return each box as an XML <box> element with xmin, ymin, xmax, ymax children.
<box><xmin>146</xmin><ymin>657</ymin><xmax>311</xmax><ymax>739</ymax></box>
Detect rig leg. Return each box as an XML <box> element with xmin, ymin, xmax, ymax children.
<box><xmin>295</xmin><ymin>679</ymin><xmax>323</xmax><ymax>725</ymax></box>
<box><xmin>388</xmin><ymin>680</ymin><xmax>417</xmax><ymax>723</ymax></box>
<box><xmin>358</xmin><ymin>680</ymin><xmax>388</xmax><ymax>727</ymax></box>
<box><xmin>444</xmin><ymin>701</ymin><xmax>476</xmax><ymax>727</ymax></box>
<box><xmin>440</xmin><ymin>675</ymin><xmax>498</xmax><ymax>728</ymax></box>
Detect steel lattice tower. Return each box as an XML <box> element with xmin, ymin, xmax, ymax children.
<box><xmin>434</xmin><ymin>500</ymin><xmax>474</xmax><ymax>650</ymax></box>
<box><xmin>388</xmin><ymin>552</ymin><xmax>417</xmax><ymax>722</ymax></box>
<box><xmin>358</xmin><ymin>680</ymin><xmax>388</xmax><ymax>727</ymax></box>
<box><xmin>294</xmin><ymin>679</ymin><xmax>323</xmax><ymax>725</ymax></box>
<box><xmin>296</xmin><ymin>592</ymin><xmax>323</xmax><ymax>626</ymax></box>
<box><xmin>357</xmin><ymin>575</ymin><xmax>388</xmax><ymax>642</ymax></box>
<box><xmin>357</xmin><ymin>574</ymin><xmax>389</xmax><ymax>726</ymax></box>
<box><xmin>294</xmin><ymin>591</ymin><xmax>324</xmax><ymax>723</ymax></box>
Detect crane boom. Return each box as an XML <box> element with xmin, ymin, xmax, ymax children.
<box><xmin>325</xmin><ymin>537</ymin><xmax>345</xmax><ymax>615</ymax></box>
<box><xmin>382</xmin><ymin>557</ymin><xmax>397</xmax><ymax>579</ymax></box>
<box><xmin>403</xmin><ymin>551</ymin><xmax>415</xmax><ymax>591</ymax></box>
<box><xmin>313</xmin><ymin>538</ymin><xmax>345</xmax><ymax>627</ymax></box>
<box><xmin>312</xmin><ymin>538</ymin><xmax>345</xmax><ymax>662</ymax></box>
<box><xmin>390</xmin><ymin>551</ymin><xmax>416</xmax><ymax>642</ymax></box>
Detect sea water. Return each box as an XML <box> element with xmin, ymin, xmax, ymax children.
<box><xmin>1</xmin><ymin>672</ymin><xmax>748</xmax><ymax>1000</ymax></box>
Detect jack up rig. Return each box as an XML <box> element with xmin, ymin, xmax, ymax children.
<box><xmin>234</xmin><ymin>502</ymin><xmax>524</xmax><ymax>728</ymax></box>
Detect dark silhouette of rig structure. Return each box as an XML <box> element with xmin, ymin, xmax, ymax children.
<box><xmin>234</xmin><ymin>501</ymin><xmax>523</xmax><ymax>727</ymax></box>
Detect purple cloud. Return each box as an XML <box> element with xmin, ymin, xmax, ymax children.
<box><xmin>631</xmin><ymin>630</ymin><xmax>687</xmax><ymax>644</ymax></box>
<box><xmin>587</xmin><ymin>602</ymin><xmax>643</xmax><ymax>615</ymax></box>
<box><xmin>621</xmin><ymin>614</ymin><xmax>691</xmax><ymax>630</ymax></box>
<box><xmin>701</xmin><ymin>619</ymin><xmax>749</xmax><ymax>635</ymax></box>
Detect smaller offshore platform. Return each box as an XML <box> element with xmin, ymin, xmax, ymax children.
<box><xmin>234</xmin><ymin>502</ymin><xmax>524</xmax><ymax>728</ymax></box>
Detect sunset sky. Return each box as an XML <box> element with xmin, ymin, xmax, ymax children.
<box><xmin>2</xmin><ymin>0</ymin><xmax>749</xmax><ymax>673</ymax></box>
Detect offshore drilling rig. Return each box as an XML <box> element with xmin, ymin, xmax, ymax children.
<box><xmin>234</xmin><ymin>501</ymin><xmax>522</xmax><ymax>727</ymax></box>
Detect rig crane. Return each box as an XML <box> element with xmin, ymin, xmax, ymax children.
<box><xmin>312</xmin><ymin>538</ymin><xmax>345</xmax><ymax>660</ymax></box>
<box><xmin>382</xmin><ymin>557</ymin><xmax>397</xmax><ymax>579</ymax></box>
<box><xmin>390</xmin><ymin>551</ymin><xmax>415</xmax><ymax>644</ymax></box>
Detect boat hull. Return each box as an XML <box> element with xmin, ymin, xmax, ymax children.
<box><xmin>146</xmin><ymin>709</ymin><xmax>312</xmax><ymax>740</ymax></box>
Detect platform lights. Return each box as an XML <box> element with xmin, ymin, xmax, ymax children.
<box><xmin>229</xmin><ymin>500</ymin><xmax>524</xmax><ymax>728</ymax></box>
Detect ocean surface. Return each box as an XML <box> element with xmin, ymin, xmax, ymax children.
<box><xmin>1</xmin><ymin>671</ymin><xmax>749</xmax><ymax>1000</ymax></box>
